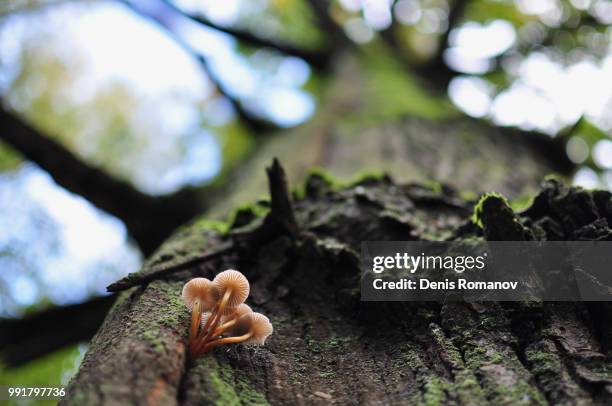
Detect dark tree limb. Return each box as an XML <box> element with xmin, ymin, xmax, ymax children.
<box><xmin>430</xmin><ymin>0</ymin><xmax>468</xmax><ymax>67</ymax></box>
<box><xmin>306</xmin><ymin>0</ymin><xmax>352</xmax><ymax>48</ymax></box>
<box><xmin>0</xmin><ymin>295</ymin><xmax>115</xmax><ymax>367</ymax></box>
<box><xmin>0</xmin><ymin>106</ymin><xmax>203</xmax><ymax>255</ymax></box>
<box><xmin>160</xmin><ymin>0</ymin><xmax>332</xmax><ymax>69</ymax></box>
<box><xmin>382</xmin><ymin>0</ymin><xmax>468</xmax><ymax>89</ymax></box>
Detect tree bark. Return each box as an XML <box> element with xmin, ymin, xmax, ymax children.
<box><xmin>62</xmin><ymin>172</ymin><xmax>612</xmax><ymax>405</ymax></box>
<box><xmin>60</xmin><ymin>47</ymin><xmax>604</xmax><ymax>405</ymax></box>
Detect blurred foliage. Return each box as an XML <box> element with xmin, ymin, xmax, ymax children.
<box><xmin>360</xmin><ymin>43</ymin><xmax>457</xmax><ymax>121</ymax></box>
<box><xmin>198</xmin><ymin>0</ymin><xmax>325</xmax><ymax>48</ymax></box>
<box><xmin>464</xmin><ymin>0</ymin><xmax>534</xmax><ymax>26</ymax></box>
<box><xmin>266</xmin><ymin>0</ymin><xmax>325</xmax><ymax>47</ymax></box>
<box><xmin>0</xmin><ymin>142</ymin><xmax>22</xmax><ymax>171</ymax></box>
<box><xmin>564</xmin><ymin>117</ymin><xmax>610</xmax><ymax>169</ymax></box>
<box><xmin>459</xmin><ymin>0</ymin><xmax>612</xmax><ymax>87</ymax></box>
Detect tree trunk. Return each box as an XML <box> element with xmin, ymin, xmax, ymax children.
<box><xmin>207</xmin><ymin>49</ymin><xmax>571</xmax><ymax>218</ymax></box>
<box><xmin>62</xmin><ymin>171</ymin><xmax>612</xmax><ymax>405</ymax></box>
<box><xmin>61</xmin><ymin>49</ymin><xmax>606</xmax><ymax>405</ymax></box>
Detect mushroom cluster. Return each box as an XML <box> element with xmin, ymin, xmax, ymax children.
<box><xmin>181</xmin><ymin>270</ymin><xmax>273</xmax><ymax>359</ymax></box>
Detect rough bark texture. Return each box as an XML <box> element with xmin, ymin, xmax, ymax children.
<box><xmin>63</xmin><ymin>174</ymin><xmax>612</xmax><ymax>405</ymax></box>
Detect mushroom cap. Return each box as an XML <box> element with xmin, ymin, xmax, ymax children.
<box><xmin>182</xmin><ymin>278</ymin><xmax>219</xmax><ymax>311</ymax></box>
<box><xmin>221</xmin><ymin>304</ymin><xmax>252</xmax><ymax>323</ymax></box>
<box><xmin>213</xmin><ymin>270</ymin><xmax>250</xmax><ymax>308</ymax></box>
<box><xmin>230</xmin><ymin>313</ymin><xmax>273</xmax><ymax>345</ymax></box>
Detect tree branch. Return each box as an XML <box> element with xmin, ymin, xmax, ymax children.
<box><xmin>308</xmin><ymin>0</ymin><xmax>352</xmax><ymax>47</ymax></box>
<box><xmin>306</xmin><ymin>0</ymin><xmax>351</xmax><ymax>48</ymax></box>
<box><xmin>415</xmin><ymin>0</ymin><xmax>468</xmax><ymax>87</ymax></box>
<box><xmin>160</xmin><ymin>0</ymin><xmax>332</xmax><ymax>69</ymax></box>
<box><xmin>0</xmin><ymin>106</ymin><xmax>203</xmax><ymax>255</ymax></box>
<box><xmin>381</xmin><ymin>0</ymin><xmax>468</xmax><ymax>90</ymax></box>
<box><xmin>0</xmin><ymin>296</ymin><xmax>115</xmax><ymax>367</ymax></box>
<box><xmin>106</xmin><ymin>241</ymin><xmax>234</xmax><ymax>292</ymax></box>
<box><xmin>122</xmin><ymin>0</ymin><xmax>278</xmax><ymax>134</ymax></box>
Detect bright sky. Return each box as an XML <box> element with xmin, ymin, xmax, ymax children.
<box><xmin>0</xmin><ymin>164</ymin><xmax>141</xmax><ymax>314</ymax></box>
<box><xmin>70</xmin><ymin>2</ymin><xmax>211</xmax><ymax>97</ymax></box>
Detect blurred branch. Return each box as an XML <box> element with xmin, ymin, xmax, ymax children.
<box><xmin>306</xmin><ymin>0</ymin><xmax>351</xmax><ymax>48</ymax></box>
<box><xmin>192</xmin><ymin>53</ymin><xmax>278</xmax><ymax>134</ymax></box>
<box><xmin>434</xmin><ymin>0</ymin><xmax>468</xmax><ymax>67</ymax></box>
<box><xmin>415</xmin><ymin>0</ymin><xmax>468</xmax><ymax>87</ymax></box>
<box><xmin>160</xmin><ymin>0</ymin><xmax>332</xmax><ymax>69</ymax></box>
<box><xmin>382</xmin><ymin>0</ymin><xmax>467</xmax><ymax>90</ymax></box>
<box><xmin>122</xmin><ymin>0</ymin><xmax>278</xmax><ymax>134</ymax></box>
<box><xmin>0</xmin><ymin>295</ymin><xmax>115</xmax><ymax>367</ymax></box>
<box><xmin>0</xmin><ymin>106</ymin><xmax>203</xmax><ymax>255</ymax></box>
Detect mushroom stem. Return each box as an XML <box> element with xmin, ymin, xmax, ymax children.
<box><xmin>188</xmin><ymin>301</ymin><xmax>202</xmax><ymax>357</ymax></box>
<box><xmin>200</xmin><ymin>303</ymin><xmax>218</xmax><ymax>337</ymax></box>
<box><xmin>191</xmin><ymin>289</ymin><xmax>233</xmax><ymax>357</ymax></box>
<box><xmin>202</xmin><ymin>288</ymin><xmax>232</xmax><ymax>343</ymax></box>
<box><xmin>190</xmin><ymin>305</ymin><xmax>218</xmax><ymax>358</ymax></box>
<box><xmin>201</xmin><ymin>332</ymin><xmax>253</xmax><ymax>353</ymax></box>
<box><xmin>211</xmin><ymin>319</ymin><xmax>237</xmax><ymax>337</ymax></box>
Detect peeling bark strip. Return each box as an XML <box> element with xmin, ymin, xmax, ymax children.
<box><xmin>65</xmin><ymin>172</ymin><xmax>612</xmax><ymax>405</ymax></box>
<box><xmin>264</xmin><ymin>158</ymin><xmax>299</xmax><ymax>239</ymax></box>
<box><xmin>106</xmin><ymin>242</ymin><xmax>234</xmax><ymax>293</ymax></box>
